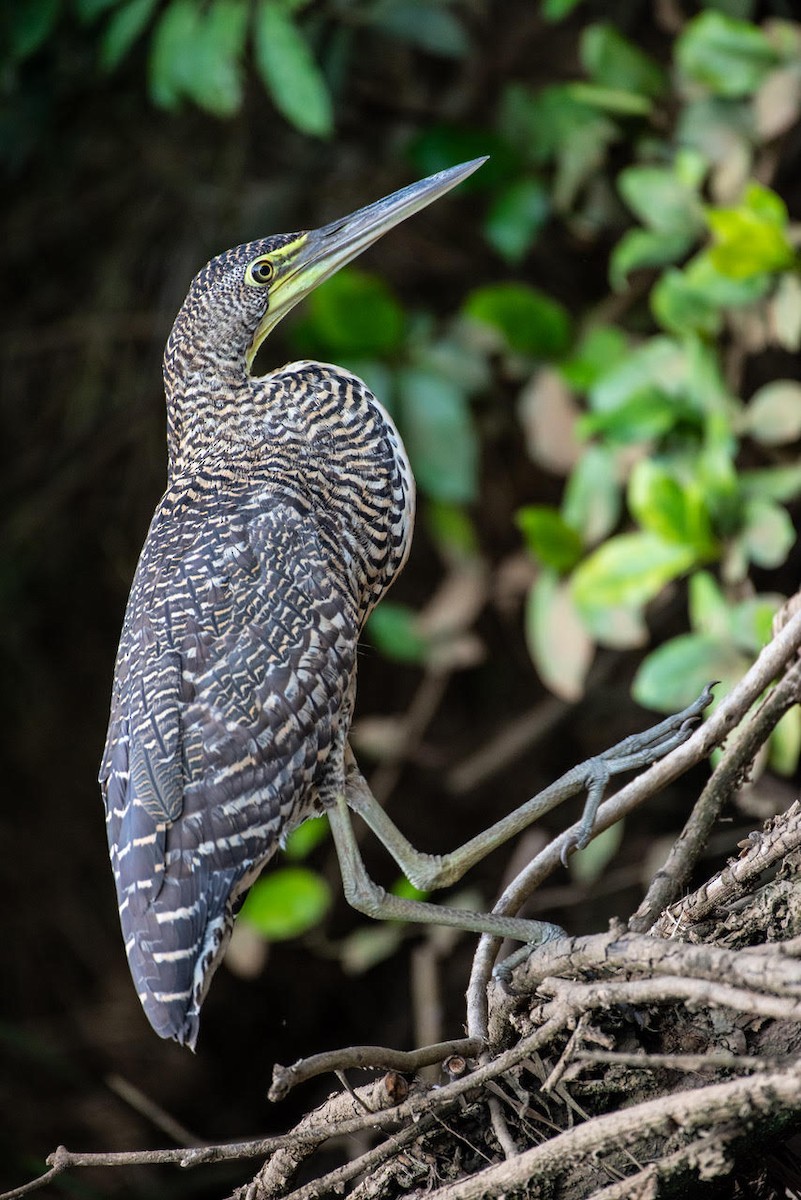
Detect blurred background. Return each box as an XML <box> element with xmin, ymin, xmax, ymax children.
<box><xmin>4</xmin><ymin>0</ymin><xmax>801</xmax><ymax>1194</ymax></box>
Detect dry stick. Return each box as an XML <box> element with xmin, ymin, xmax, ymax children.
<box><xmin>2</xmin><ymin>1018</ymin><xmax>566</xmax><ymax>1200</ymax></box>
<box><xmin>583</xmin><ymin>1137</ymin><xmax>732</xmax><ymax>1200</ymax></box>
<box><xmin>242</xmin><ymin>1074</ymin><xmax>409</xmax><ymax>1200</ymax></box>
<box><xmin>260</xmin><ymin>1114</ymin><xmax>444</xmax><ymax>1200</ymax></box>
<box><xmin>498</xmin><ymin>926</ymin><xmax>801</xmax><ymax>1004</ymax></box>
<box><xmin>251</xmin><ymin>1020</ymin><xmax>571</xmax><ymax>1200</ymax></box>
<box><xmin>466</xmin><ymin>605</ymin><xmax>801</xmax><ymax>1042</ymax></box>
<box><xmin>650</xmin><ymin>796</ymin><xmax>801</xmax><ymax>937</ymax></box>
<box><xmin>487</xmin><ymin>1095</ymin><xmax>519</xmax><ymax>1159</ymax></box>
<box><xmin>576</xmin><ymin>1049</ymin><xmax>794</xmax><ymax>1073</ymax></box>
<box><xmin>105</xmin><ymin>1073</ymin><xmax>204</xmax><ymax>1147</ymax></box>
<box><xmin>269</xmin><ymin>1037</ymin><xmax>482</xmax><ymax>1102</ymax></box>
<box><xmin>418</xmin><ymin>1070</ymin><xmax>801</xmax><ymax>1200</ymax></box>
<box><xmin>537</xmin><ymin>973</ymin><xmax>801</xmax><ymax>1024</ymax></box>
<box><xmin>631</xmin><ymin>657</ymin><xmax>801</xmax><ymax>933</ymax></box>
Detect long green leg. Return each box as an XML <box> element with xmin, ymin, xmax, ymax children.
<box><xmin>327</xmin><ymin>792</ymin><xmax>565</xmax><ymax>946</ymax></box>
<box><xmin>344</xmin><ymin>685</ymin><xmax>713</xmax><ymax>895</ymax></box>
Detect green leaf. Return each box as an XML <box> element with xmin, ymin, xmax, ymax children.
<box><xmin>617</xmin><ymin>165</ymin><xmax>702</xmax><ymax>234</ymax></box>
<box><xmin>676</xmin><ymin>11</ymin><xmax>777</xmax><ymax>98</ymax></box>
<box><xmin>408</xmin><ymin>127</ymin><xmax>516</xmax><ymax>191</ymax></box>
<box><xmin>239</xmin><ymin>867</ymin><xmax>331</xmax><ymax>939</ymax></box>
<box><xmin>743</xmin><ymin>380</ymin><xmax>801</xmax><ymax>445</ymax></box>
<box><xmin>610</xmin><ymin>228</ymin><xmax>696</xmax><ymax>291</ymax></box>
<box><xmin>525</xmin><ymin>571</ymin><xmax>594</xmax><ymax>701</ymax></box>
<box><xmin>581</xmin><ymin>23</ymin><xmax>666</xmax><ymax>98</ymax></box>
<box><xmin>688</xmin><ymin>571</ymin><xmax>730</xmax><ymax>639</ymax></box>
<box><xmin>283</xmin><ymin>815</ymin><xmax>329</xmax><ymax>860</ymax></box>
<box><xmin>579</xmin><ymin>392</ymin><xmax>694</xmax><ymax>444</ymax></box>
<box><xmin>254</xmin><ymin>0</ymin><xmax>333</xmax><ymax>137</ymax></box>
<box><xmin>149</xmin><ymin>0</ymin><xmax>248</xmax><ymax>115</ymax></box>
<box><xmin>729</xmin><ymin>594</ymin><xmax>782</xmax><ymax>653</ymax></box>
<box><xmin>770</xmin><ymin>274</ymin><xmax>801</xmax><ymax>352</ymax></box>
<box><xmin>590</xmin><ymin>337</ymin><xmax>690</xmax><ymax>413</ymax></box>
<box><xmin>541</xmin><ymin>0</ymin><xmax>584</xmax><ymax>20</ymax></box>
<box><xmin>651</xmin><ymin>251</ymin><xmax>771</xmax><ymax>335</ymax></box>
<box><xmin>633</xmin><ymin>633</ymin><xmax>748</xmax><ymax>712</ymax></box>
<box><xmin>676</xmin><ymin>94</ymin><xmax>752</xmax><ymax>163</ymax></box>
<box><xmin>391</xmin><ymin>876</ymin><xmax>428</xmax><ymax>902</ymax></box>
<box><xmin>517</xmin><ymin>506</ymin><xmax>584</xmax><ymax>572</ymax></box>
<box><xmin>192</xmin><ymin>0</ymin><xmax>248</xmax><ymax>116</ymax></box>
<box><xmin>562</xmin><ymin>444</ymin><xmax>622</xmax><ymax>546</ymax></box>
<box><xmin>100</xmin><ymin>0</ymin><xmax>158</xmax><ymax>72</ymax></box>
<box><xmin>484</xmin><ymin>179</ymin><xmax>550</xmax><ymax>264</ymax></box>
<box><xmin>76</xmin><ymin>0</ymin><xmax>125</xmax><ymax>21</ymax></box>
<box><xmin>397</xmin><ymin>368</ymin><xmax>478</xmax><ymax>503</ymax></box>
<box><xmin>575</xmin><ymin>600</ymin><xmax>648</xmax><ymax>650</ymax></box>
<box><xmin>651</xmin><ymin>267</ymin><xmax>722</xmax><ymax>337</ymax></box>
<box><xmin>571</xmin><ymin>532</ymin><xmax>696</xmax><ymax>613</ymax></box>
<box><xmin>496</xmin><ymin>83</ymin><xmax>617</xmax><ymax>211</ymax></box>
<box><xmin>697</xmin><ymin>441</ymin><xmax>741</xmax><ymax>535</ymax></box>
<box><xmin>740</xmin><ymin>498</ymin><xmax>796</xmax><ymax>568</ymax></box>
<box><xmin>559</xmin><ymin>326</ymin><xmax>628</xmax><ymax>392</ymax></box>
<box><xmin>498</xmin><ymin>82</ymin><xmax>596</xmax><ymax>165</ymax></box>
<box><xmin>740</xmin><ymin>464</ymin><xmax>801</xmax><ymax>503</ymax></box>
<box><xmin>302</xmin><ymin>268</ymin><xmax>404</xmax><ymax>356</ymax></box>
<box><xmin>706</xmin><ymin>183</ymin><xmax>795</xmax><ymax>278</ymax></box>
<box><xmin>8</xmin><ymin>0</ymin><xmax>60</xmax><ymax>61</ymax></box>
<box><xmin>149</xmin><ymin>0</ymin><xmax>200</xmax><ymax>109</ymax></box>
<box><xmin>462</xmin><ymin>283</ymin><xmax>572</xmax><ymax>358</ymax></box>
<box><xmin>425</xmin><ymin>500</ymin><xmax>479</xmax><ymax>559</ymax></box>
<box><xmin>367</xmin><ymin>601</ymin><xmax>427</xmax><ymax>664</ymax></box>
<box><xmin>413</xmin><ymin>335</ymin><xmax>491</xmax><ymax>396</ymax></box>
<box><xmin>340</xmin><ymin>924</ymin><xmax>405</xmax><ymax>973</ymax></box>
<box><xmin>564</xmin><ymin>83</ymin><xmax>652</xmax><ymax>117</ymax></box>
<box><xmin>373</xmin><ymin>1</ymin><xmax>469</xmax><ymax>58</ymax></box>
<box><xmin>570</xmin><ymin>820</ymin><xmax>624</xmax><ymax>886</ymax></box>
<box><xmin>628</xmin><ymin>460</ymin><xmax>715</xmax><ymax>553</ymax></box>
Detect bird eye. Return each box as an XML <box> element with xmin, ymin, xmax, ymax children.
<box><xmin>246</xmin><ymin>257</ymin><xmax>274</xmax><ymax>286</ymax></box>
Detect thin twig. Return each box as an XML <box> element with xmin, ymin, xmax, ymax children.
<box><xmin>3</xmin><ymin>1020</ymin><xmax>566</xmax><ymax>1200</ymax></box>
<box><xmin>417</xmin><ymin>1070</ymin><xmax>801</xmax><ymax>1199</ymax></box>
<box><xmin>235</xmin><ymin>1073</ymin><xmax>410</xmax><ymax>1200</ymax></box>
<box><xmin>0</xmin><ymin>1168</ymin><xmax>63</xmax><ymax>1200</ymax></box>
<box><xmin>650</xmin><ymin>797</ymin><xmax>801</xmax><ymax>938</ymax></box>
<box><xmin>631</xmin><ymin>660</ymin><xmax>801</xmax><ymax>933</ymax></box>
<box><xmin>466</xmin><ymin>606</ymin><xmax>801</xmax><ymax>1041</ymax></box>
<box><xmin>105</xmin><ymin>1073</ymin><xmax>204</xmax><ymax>1146</ymax></box>
<box><xmin>269</xmin><ymin>1037</ymin><xmax>482</xmax><ymax>1102</ymax></box>
<box><xmin>538</xmin><ymin>973</ymin><xmax>801</xmax><ymax>1025</ymax></box>
<box><xmin>582</xmin><ymin>1138</ymin><xmax>725</xmax><ymax>1200</ymax></box>
<box><xmin>487</xmin><ymin>1095</ymin><xmax>519</xmax><ymax>1159</ymax></box>
<box><xmin>575</xmin><ymin>1048</ymin><xmax>794</xmax><ymax>1072</ymax></box>
<box><xmin>369</xmin><ymin>668</ymin><xmax>450</xmax><ymax>804</ymax></box>
<box><xmin>276</xmin><ymin>1113</ymin><xmax>442</xmax><ymax>1200</ymax></box>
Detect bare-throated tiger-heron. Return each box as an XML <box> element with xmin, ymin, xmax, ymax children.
<box><xmin>101</xmin><ymin>159</ymin><xmax>711</xmax><ymax>1049</ymax></box>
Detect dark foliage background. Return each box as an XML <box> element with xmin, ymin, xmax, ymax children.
<box><xmin>3</xmin><ymin>1</ymin><xmax>801</xmax><ymax>1196</ymax></box>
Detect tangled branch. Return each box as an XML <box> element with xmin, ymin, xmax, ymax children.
<box><xmin>5</xmin><ymin>607</ymin><xmax>801</xmax><ymax>1200</ymax></box>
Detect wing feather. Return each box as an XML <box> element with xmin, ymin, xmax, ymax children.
<box><xmin>101</xmin><ymin>482</ymin><xmax>357</xmax><ymax>1045</ymax></box>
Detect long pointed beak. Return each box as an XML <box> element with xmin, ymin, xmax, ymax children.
<box><xmin>248</xmin><ymin>157</ymin><xmax>487</xmax><ymax>367</ymax></box>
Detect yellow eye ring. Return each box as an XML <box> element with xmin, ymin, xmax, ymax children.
<box><xmin>246</xmin><ymin>257</ymin><xmax>274</xmax><ymax>286</ymax></box>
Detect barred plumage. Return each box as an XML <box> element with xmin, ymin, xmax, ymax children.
<box><xmin>100</xmin><ymin>162</ymin><xmax>481</xmax><ymax>1047</ymax></box>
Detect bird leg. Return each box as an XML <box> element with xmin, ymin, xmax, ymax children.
<box><xmin>343</xmin><ymin>684</ymin><xmax>714</xmax><ymax>897</ymax></box>
<box><xmin>327</xmin><ymin>791</ymin><xmax>565</xmax><ymax>945</ymax></box>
